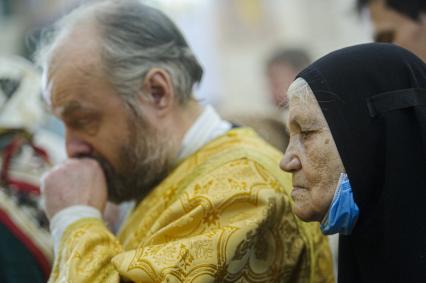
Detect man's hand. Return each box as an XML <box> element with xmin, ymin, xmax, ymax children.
<box><xmin>41</xmin><ymin>158</ymin><xmax>108</xmax><ymax>219</ymax></box>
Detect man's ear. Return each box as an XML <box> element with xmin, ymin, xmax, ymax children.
<box><xmin>140</xmin><ymin>68</ymin><xmax>175</xmax><ymax>111</ymax></box>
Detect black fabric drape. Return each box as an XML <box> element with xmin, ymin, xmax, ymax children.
<box><xmin>297</xmin><ymin>43</ymin><xmax>426</xmax><ymax>283</ymax></box>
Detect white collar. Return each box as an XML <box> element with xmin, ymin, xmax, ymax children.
<box><xmin>177</xmin><ymin>105</ymin><xmax>232</xmax><ymax>161</ymax></box>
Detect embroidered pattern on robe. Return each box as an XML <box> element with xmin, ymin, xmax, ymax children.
<box><xmin>49</xmin><ymin>128</ymin><xmax>334</xmax><ymax>283</ymax></box>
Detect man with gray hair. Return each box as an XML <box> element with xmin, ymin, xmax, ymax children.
<box><xmin>39</xmin><ymin>1</ymin><xmax>334</xmax><ymax>282</ymax></box>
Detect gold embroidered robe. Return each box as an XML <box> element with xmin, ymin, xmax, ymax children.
<box><xmin>49</xmin><ymin>128</ymin><xmax>334</xmax><ymax>283</ymax></box>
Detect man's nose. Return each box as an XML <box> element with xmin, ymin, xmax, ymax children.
<box><xmin>65</xmin><ymin>134</ymin><xmax>93</xmax><ymax>158</ymax></box>
<box><xmin>280</xmin><ymin>150</ymin><xmax>301</xmax><ymax>173</ymax></box>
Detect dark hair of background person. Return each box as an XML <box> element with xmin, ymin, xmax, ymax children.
<box><xmin>356</xmin><ymin>0</ymin><xmax>426</xmax><ymax>21</ymax></box>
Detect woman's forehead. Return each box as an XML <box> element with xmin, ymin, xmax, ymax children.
<box><xmin>287</xmin><ymin>79</ymin><xmax>328</xmax><ymax>127</ymax></box>
<box><xmin>288</xmin><ymin>78</ymin><xmax>315</xmax><ymax>103</ymax></box>
<box><xmin>288</xmin><ymin>80</ymin><xmax>317</xmax><ymax>110</ymax></box>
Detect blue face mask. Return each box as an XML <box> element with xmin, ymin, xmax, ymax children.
<box><xmin>320</xmin><ymin>173</ymin><xmax>359</xmax><ymax>235</ymax></box>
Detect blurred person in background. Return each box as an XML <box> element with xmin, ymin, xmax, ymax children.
<box><xmin>228</xmin><ymin>48</ymin><xmax>311</xmax><ymax>152</ymax></box>
<box><xmin>357</xmin><ymin>0</ymin><xmax>426</xmax><ymax>61</ymax></box>
<box><xmin>266</xmin><ymin>48</ymin><xmax>312</xmax><ymax>109</ymax></box>
<box><xmin>0</xmin><ymin>56</ymin><xmax>53</xmax><ymax>282</ymax></box>
<box><xmin>38</xmin><ymin>1</ymin><xmax>334</xmax><ymax>282</ymax></box>
<box><xmin>281</xmin><ymin>43</ymin><xmax>426</xmax><ymax>282</ymax></box>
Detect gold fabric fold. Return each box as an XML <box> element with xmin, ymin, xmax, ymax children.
<box><xmin>49</xmin><ymin>128</ymin><xmax>334</xmax><ymax>283</ymax></box>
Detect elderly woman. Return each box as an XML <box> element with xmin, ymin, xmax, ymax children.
<box><xmin>280</xmin><ymin>43</ymin><xmax>426</xmax><ymax>282</ymax></box>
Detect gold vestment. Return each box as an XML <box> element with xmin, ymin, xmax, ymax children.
<box><xmin>49</xmin><ymin>128</ymin><xmax>334</xmax><ymax>283</ymax></box>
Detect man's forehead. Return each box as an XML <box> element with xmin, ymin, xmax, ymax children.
<box><xmin>44</xmin><ymin>67</ymin><xmax>89</xmax><ymax>107</ymax></box>
<box><xmin>43</xmin><ymin>43</ymin><xmax>102</xmax><ymax>110</ymax></box>
<box><xmin>44</xmin><ymin>65</ymin><xmax>101</xmax><ymax>120</ymax></box>
<box><xmin>45</xmin><ymin>23</ymin><xmax>101</xmax><ymax>80</ymax></box>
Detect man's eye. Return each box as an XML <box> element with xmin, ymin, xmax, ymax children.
<box><xmin>74</xmin><ymin>118</ymin><xmax>91</xmax><ymax>127</ymax></box>
<box><xmin>67</xmin><ymin>118</ymin><xmax>94</xmax><ymax>130</ymax></box>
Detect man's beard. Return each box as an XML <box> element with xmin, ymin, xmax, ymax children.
<box><xmin>94</xmin><ymin>112</ymin><xmax>175</xmax><ymax>204</ymax></box>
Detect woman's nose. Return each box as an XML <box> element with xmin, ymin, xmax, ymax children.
<box><xmin>280</xmin><ymin>151</ymin><xmax>301</xmax><ymax>173</ymax></box>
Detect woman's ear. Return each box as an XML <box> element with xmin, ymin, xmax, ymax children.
<box><xmin>140</xmin><ymin>68</ymin><xmax>175</xmax><ymax>111</ymax></box>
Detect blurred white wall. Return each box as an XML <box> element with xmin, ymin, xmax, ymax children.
<box><xmin>0</xmin><ymin>0</ymin><xmax>373</xmax><ymax>115</ymax></box>
<box><xmin>154</xmin><ymin>0</ymin><xmax>372</xmax><ymax>114</ymax></box>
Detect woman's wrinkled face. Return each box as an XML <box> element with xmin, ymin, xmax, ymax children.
<box><xmin>280</xmin><ymin>78</ymin><xmax>345</xmax><ymax>222</ymax></box>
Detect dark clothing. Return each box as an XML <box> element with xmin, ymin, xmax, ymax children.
<box><xmin>298</xmin><ymin>43</ymin><xmax>426</xmax><ymax>283</ymax></box>
<box><xmin>0</xmin><ymin>222</ymin><xmax>46</xmax><ymax>283</ymax></box>
<box><xmin>0</xmin><ymin>132</ymin><xmax>52</xmax><ymax>283</ymax></box>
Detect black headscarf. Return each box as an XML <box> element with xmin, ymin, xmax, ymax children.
<box><xmin>297</xmin><ymin>43</ymin><xmax>426</xmax><ymax>283</ymax></box>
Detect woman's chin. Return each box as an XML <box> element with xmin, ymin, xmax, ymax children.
<box><xmin>293</xmin><ymin>204</ymin><xmax>324</xmax><ymax>223</ymax></box>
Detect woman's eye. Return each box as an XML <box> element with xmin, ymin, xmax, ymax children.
<box><xmin>300</xmin><ymin>130</ymin><xmax>315</xmax><ymax>140</ymax></box>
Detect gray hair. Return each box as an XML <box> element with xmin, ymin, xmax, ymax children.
<box><xmin>287</xmin><ymin>77</ymin><xmax>313</xmax><ymax>104</ymax></box>
<box><xmin>36</xmin><ymin>0</ymin><xmax>203</xmax><ymax>106</ymax></box>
